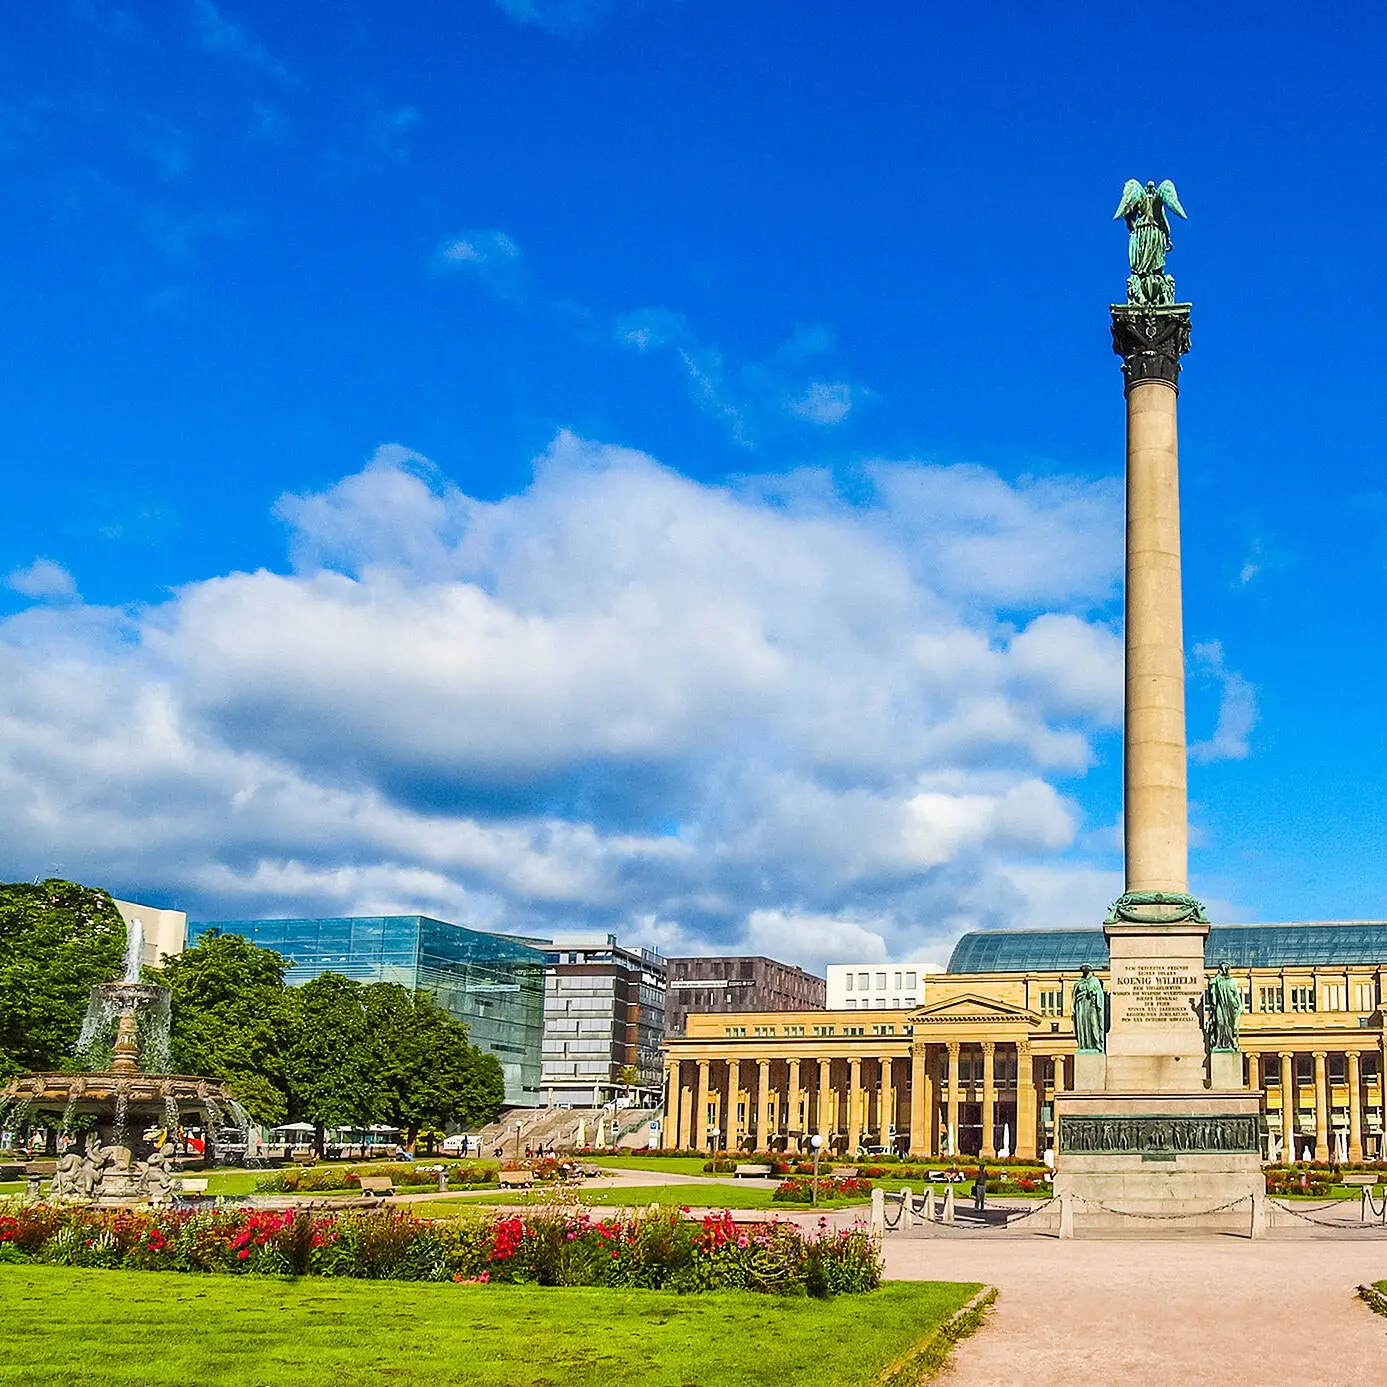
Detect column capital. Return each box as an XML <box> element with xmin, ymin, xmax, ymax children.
<box><xmin>1111</xmin><ymin>303</ymin><xmax>1191</xmax><ymax>393</ymax></box>
<box><xmin>1278</xmin><ymin>1050</ymin><xmax>1294</xmax><ymax>1061</ymax></box>
<box><xmin>757</xmin><ymin>1056</ymin><xmax>770</xmax><ymax>1070</ymax></box>
<box><xmin>697</xmin><ymin>1058</ymin><xmax>709</xmax><ymax>1070</ymax></box>
<box><xmin>1313</xmin><ymin>1050</ymin><xmax>1328</xmax><ymax>1061</ymax></box>
<box><xmin>945</xmin><ymin>1040</ymin><xmax>961</xmax><ymax>1056</ymax></box>
<box><xmin>1016</xmin><ymin>1038</ymin><xmax>1032</xmax><ymax>1057</ymax></box>
<box><xmin>980</xmin><ymin>1039</ymin><xmax>996</xmax><ymax>1056</ymax></box>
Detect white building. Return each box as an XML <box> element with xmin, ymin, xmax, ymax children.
<box><xmin>113</xmin><ymin>899</ymin><xmax>187</xmax><ymax>969</ymax></box>
<box><xmin>824</xmin><ymin>962</ymin><xmax>944</xmax><ymax>1011</ymax></box>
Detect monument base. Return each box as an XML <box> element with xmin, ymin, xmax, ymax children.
<box><xmin>1053</xmin><ymin>1090</ymin><xmax>1263</xmax><ymax>1224</ymax></box>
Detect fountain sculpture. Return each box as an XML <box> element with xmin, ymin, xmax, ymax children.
<box><xmin>0</xmin><ymin>917</ymin><xmax>246</xmax><ymax>1203</ymax></box>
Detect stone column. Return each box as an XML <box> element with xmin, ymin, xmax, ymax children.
<box><xmin>1313</xmin><ymin>1051</ymin><xmax>1328</xmax><ymax>1160</ymax></box>
<box><xmin>726</xmin><ymin>1059</ymin><xmax>741</xmax><ymax>1151</ymax></box>
<box><xmin>980</xmin><ymin>1040</ymin><xmax>997</xmax><ymax>1160</ymax></box>
<box><xmin>1349</xmin><ymin>1050</ymin><xmax>1364</xmax><ymax>1163</ymax></box>
<box><xmin>817</xmin><ymin>1059</ymin><xmax>831</xmax><ymax>1144</ymax></box>
<box><xmin>664</xmin><ymin>1061</ymin><xmax>680</xmax><ymax>1149</ymax></box>
<box><xmin>756</xmin><ymin>1059</ymin><xmax>772</xmax><ymax>1153</ymax></box>
<box><xmin>847</xmin><ymin>1058</ymin><xmax>862</xmax><ymax>1155</ymax></box>
<box><xmin>1016</xmin><ymin>1041</ymin><xmax>1037</xmax><ymax>1160</ymax></box>
<box><xmin>1053</xmin><ymin>1053</ymin><xmax>1066</xmax><ymax>1095</ymax></box>
<box><xmin>787</xmin><ymin>1059</ymin><xmax>801</xmax><ymax>1148</ymax></box>
<box><xmin>880</xmin><ymin>1057</ymin><xmax>895</xmax><ymax>1146</ymax></box>
<box><xmin>679</xmin><ymin>1081</ymin><xmax>693</xmax><ymax>1154</ymax></box>
<box><xmin>909</xmin><ymin>1046</ymin><xmax>927</xmax><ymax>1155</ymax></box>
<box><xmin>945</xmin><ymin>1042</ymin><xmax>961</xmax><ymax>1157</ymax></box>
<box><xmin>1112</xmin><ymin>305</ymin><xmax>1192</xmax><ymax>895</ymax></box>
<box><xmin>1279</xmin><ymin>1052</ymin><xmax>1294</xmax><ymax>1160</ymax></box>
<box><xmin>695</xmin><ymin>1059</ymin><xmax>710</xmax><ymax>1151</ymax></box>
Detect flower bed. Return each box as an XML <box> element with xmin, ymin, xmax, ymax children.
<box><xmin>0</xmin><ymin>1201</ymin><xmax>880</xmax><ymax>1295</ymax></box>
<box><xmin>772</xmin><ymin>1176</ymin><xmax>872</xmax><ymax>1203</ymax></box>
<box><xmin>255</xmin><ymin>1161</ymin><xmax>498</xmax><ymax>1194</ymax></box>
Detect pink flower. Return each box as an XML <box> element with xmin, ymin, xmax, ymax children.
<box><xmin>478</xmin><ymin>1271</ymin><xmax>490</xmax><ymax>1283</ymax></box>
<box><xmin>736</xmin><ymin>1234</ymin><xmax>748</xmax><ymax>1249</ymax></box>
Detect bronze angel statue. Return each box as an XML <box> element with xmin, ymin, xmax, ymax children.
<box><xmin>1114</xmin><ymin>179</ymin><xmax>1187</xmax><ymax>306</ymax></box>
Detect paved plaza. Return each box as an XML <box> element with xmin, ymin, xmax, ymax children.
<box><xmin>885</xmin><ymin>1233</ymin><xmax>1387</xmax><ymax>1387</ymax></box>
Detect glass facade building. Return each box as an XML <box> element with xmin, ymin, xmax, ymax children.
<box><xmin>187</xmin><ymin>916</ymin><xmax>547</xmax><ymax>1105</ymax></box>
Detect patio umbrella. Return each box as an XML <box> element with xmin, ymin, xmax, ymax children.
<box><xmin>998</xmin><ymin>1125</ymin><xmax>1011</xmax><ymax>1159</ymax></box>
<box><xmin>575</xmin><ymin>1119</ymin><xmax>586</xmax><ymax>1147</ymax></box>
<box><xmin>946</xmin><ymin>1123</ymin><xmax>955</xmax><ymax>1157</ymax></box>
<box><xmin>594</xmin><ymin>1118</ymin><xmax>606</xmax><ymax>1147</ymax></box>
<box><xmin>275</xmin><ymin>1122</ymin><xmax>316</xmax><ymax>1134</ymax></box>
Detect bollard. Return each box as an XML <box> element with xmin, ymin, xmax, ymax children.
<box><xmin>901</xmin><ymin>1186</ymin><xmax>913</xmax><ymax>1228</ymax></box>
<box><xmin>1058</xmin><ymin>1190</ymin><xmax>1074</xmax><ymax>1239</ymax></box>
<box><xmin>941</xmin><ymin>1185</ymin><xmax>954</xmax><ymax>1224</ymax></box>
<box><xmin>438</xmin><ymin>1170</ymin><xmax>449</xmax><ymax>1194</ymax></box>
<box><xmin>869</xmin><ymin>1187</ymin><xmax>885</xmax><ymax>1237</ymax></box>
<box><xmin>924</xmin><ymin>1187</ymin><xmax>936</xmax><ymax>1222</ymax></box>
<box><xmin>25</xmin><ymin>1174</ymin><xmax>41</xmax><ymax>1202</ymax></box>
<box><xmin>1250</xmin><ymin>1191</ymin><xmax>1265</xmax><ymax>1240</ymax></box>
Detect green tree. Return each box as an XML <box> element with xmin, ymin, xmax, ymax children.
<box><xmin>0</xmin><ymin>879</ymin><xmax>126</xmax><ymax>1080</ymax></box>
<box><xmin>284</xmin><ymin>972</ymin><xmax>393</xmax><ymax>1145</ymax></box>
<box><xmin>361</xmin><ymin>984</ymin><xmax>505</xmax><ymax>1142</ymax></box>
<box><xmin>157</xmin><ymin>933</ymin><xmax>294</xmax><ymax>1124</ymax></box>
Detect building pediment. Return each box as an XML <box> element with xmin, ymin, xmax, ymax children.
<box><xmin>907</xmin><ymin>993</ymin><xmax>1041</xmax><ymax>1028</ymax></box>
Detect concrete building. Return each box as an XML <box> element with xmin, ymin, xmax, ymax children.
<box><xmin>824</xmin><ymin>963</ymin><xmax>941</xmax><ymax>1012</ymax></box>
<box><xmin>113</xmin><ymin>899</ymin><xmax>187</xmax><ymax>970</ymax></box>
<box><xmin>665</xmin><ymin>956</ymin><xmax>824</xmax><ymax>1037</ymax></box>
<box><xmin>541</xmin><ymin>934</ymin><xmax>666</xmax><ymax>1108</ymax></box>
<box><xmin>662</xmin><ymin>922</ymin><xmax>1387</xmax><ymax>1161</ymax></box>
<box><xmin>187</xmin><ymin>915</ymin><xmax>547</xmax><ymax>1106</ymax></box>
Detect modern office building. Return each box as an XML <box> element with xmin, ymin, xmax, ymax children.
<box><xmin>662</xmin><ymin>923</ymin><xmax>1387</xmax><ymax>1161</ymax></box>
<box><xmin>823</xmin><ymin>962</ymin><xmax>943</xmax><ymax>1011</ymax></box>
<box><xmin>665</xmin><ymin>956</ymin><xmax>825</xmax><ymax>1037</ymax></box>
<box><xmin>187</xmin><ymin>915</ymin><xmax>547</xmax><ymax>1105</ymax></box>
<box><xmin>541</xmin><ymin>934</ymin><xmax>667</xmax><ymax>1108</ymax></box>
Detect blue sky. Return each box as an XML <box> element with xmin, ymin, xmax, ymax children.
<box><xmin>2</xmin><ymin>0</ymin><xmax>1386</xmax><ymax>971</ymax></box>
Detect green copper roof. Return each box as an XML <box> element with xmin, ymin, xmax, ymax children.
<box><xmin>946</xmin><ymin>922</ymin><xmax>1387</xmax><ymax>974</ymax></box>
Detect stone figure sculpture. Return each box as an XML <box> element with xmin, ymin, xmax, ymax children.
<box><xmin>51</xmin><ymin>1152</ymin><xmax>81</xmax><ymax>1199</ymax></box>
<box><xmin>1072</xmin><ymin>964</ymin><xmax>1106</xmax><ymax>1052</ymax></box>
<box><xmin>1205</xmin><ymin>961</ymin><xmax>1242</xmax><ymax>1053</ymax></box>
<box><xmin>142</xmin><ymin>1142</ymin><xmax>177</xmax><ymax>1204</ymax></box>
<box><xmin>1114</xmin><ymin>179</ymin><xmax>1187</xmax><ymax>306</ymax></box>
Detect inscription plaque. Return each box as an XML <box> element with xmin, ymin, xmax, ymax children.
<box><xmin>1110</xmin><ymin>961</ymin><xmax>1202</xmax><ymax>1025</ymax></box>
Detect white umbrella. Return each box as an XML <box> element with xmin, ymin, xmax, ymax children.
<box><xmin>1304</xmin><ymin>1144</ymin><xmax>1314</xmax><ymax>1162</ymax></box>
<box><xmin>998</xmin><ymin>1125</ymin><xmax>1011</xmax><ymax>1160</ymax></box>
<box><xmin>594</xmin><ymin>1118</ymin><xmax>606</xmax><ymax>1147</ymax></box>
<box><xmin>575</xmin><ymin>1119</ymin><xmax>587</xmax><ymax>1147</ymax></box>
<box><xmin>274</xmin><ymin>1122</ymin><xmax>316</xmax><ymax>1134</ymax></box>
<box><xmin>947</xmin><ymin>1123</ymin><xmax>955</xmax><ymax>1157</ymax></box>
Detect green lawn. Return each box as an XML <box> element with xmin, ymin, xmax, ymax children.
<box><xmin>0</xmin><ymin>1265</ymin><xmax>981</xmax><ymax>1387</ymax></box>
<box><xmin>404</xmin><ymin>1183</ymin><xmax>874</xmax><ymax>1216</ymax></box>
<box><xmin>585</xmin><ymin>1155</ymin><xmax>714</xmax><ymax>1177</ymax></box>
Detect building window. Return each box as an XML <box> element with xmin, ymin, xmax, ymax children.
<box><xmin>875</xmin><ymin>998</ymin><xmax>886</xmax><ymax>1009</ymax></box>
<box><xmin>1290</xmin><ymin>986</ymin><xmax>1316</xmax><ymax>1013</ymax></box>
<box><xmin>845</xmin><ymin>998</ymin><xmax>856</xmax><ymax>1010</ymax></box>
<box><xmin>1039</xmin><ymin>988</ymin><xmax>1063</xmax><ymax>1017</ymax></box>
<box><xmin>783</xmin><ymin>1025</ymin><xmax>806</xmax><ymax>1036</ymax></box>
<box><xmin>1258</xmin><ymin>987</ymin><xmax>1284</xmax><ymax>1013</ymax></box>
<box><xmin>875</xmin><ymin>972</ymin><xmax>887</xmax><ymax>990</ymax></box>
<box><xmin>812</xmin><ymin>1025</ymin><xmax>835</xmax><ymax>1037</ymax></box>
<box><xmin>724</xmin><ymin>1026</ymin><xmax>746</xmax><ymax>1037</ymax></box>
<box><xmin>1364</xmin><ymin>1055</ymin><xmax>1379</xmax><ymax>1080</ymax></box>
<box><xmin>1330</xmin><ymin>1054</ymin><xmax>1348</xmax><ymax>1083</ymax></box>
<box><xmin>1355</xmin><ymin>983</ymin><xmax>1376</xmax><ymax>1012</ymax></box>
<box><xmin>1323</xmin><ymin>984</ymin><xmax>1345</xmax><ymax>1013</ymax></box>
<box><xmin>858</xmin><ymin>973</ymin><xmax>869</xmax><ymax>990</ymax></box>
<box><xmin>871</xmin><ymin>1024</ymin><xmax>895</xmax><ymax>1036</ymax></box>
<box><xmin>906</xmin><ymin>972</ymin><xmax>917</xmax><ymax>989</ymax></box>
<box><xmin>893</xmin><ymin>972</ymin><xmax>902</xmax><ymax>989</ymax></box>
<box><xmin>753</xmin><ymin>1025</ymin><xmax>775</xmax><ymax>1037</ymax></box>
<box><xmin>844</xmin><ymin>1025</ymin><xmax>865</xmax><ymax>1036</ymax></box>
<box><xmin>904</xmin><ymin>996</ymin><xmax>916</xmax><ymax>1007</ymax></box>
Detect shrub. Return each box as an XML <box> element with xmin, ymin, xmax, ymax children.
<box><xmin>256</xmin><ymin>1161</ymin><xmax>497</xmax><ymax>1194</ymax></box>
<box><xmin>772</xmin><ymin>1176</ymin><xmax>872</xmax><ymax>1203</ymax></box>
<box><xmin>0</xmin><ymin>1200</ymin><xmax>879</xmax><ymax>1296</ymax></box>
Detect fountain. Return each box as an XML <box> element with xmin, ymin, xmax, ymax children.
<box><xmin>0</xmin><ymin>915</ymin><xmax>246</xmax><ymax>1203</ymax></box>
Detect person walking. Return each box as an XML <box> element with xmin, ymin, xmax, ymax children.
<box><xmin>974</xmin><ymin>1161</ymin><xmax>988</xmax><ymax>1212</ymax></box>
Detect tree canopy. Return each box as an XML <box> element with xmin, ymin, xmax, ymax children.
<box><xmin>0</xmin><ymin>879</ymin><xmax>126</xmax><ymax>1081</ymax></box>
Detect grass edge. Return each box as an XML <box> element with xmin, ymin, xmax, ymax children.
<box><xmin>1355</xmin><ymin>1282</ymin><xmax>1387</xmax><ymax>1317</ymax></box>
<box><xmin>873</xmin><ymin>1285</ymin><xmax>998</xmax><ymax>1386</ymax></box>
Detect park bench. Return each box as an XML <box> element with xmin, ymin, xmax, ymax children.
<box><xmin>498</xmin><ymin>1168</ymin><xmax>536</xmax><ymax>1187</ymax></box>
<box><xmin>292</xmin><ymin>1148</ymin><xmax>317</xmax><ymax>1166</ymax></box>
<box><xmin>177</xmin><ymin>1177</ymin><xmax>209</xmax><ymax>1195</ymax></box>
<box><xmin>733</xmin><ymin>1162</ymin><xmax>774</xmax><ymax>1179</ymax></box>
<box><xmin>1343</xmin><ymin>1174</ymin><xmax>1380</xmax><ymax>1188</ymax></box>
<box><xmin>356</xmin><ymin>1175</ymin><xmax>395</xmax><ymax>1198</ymax></box>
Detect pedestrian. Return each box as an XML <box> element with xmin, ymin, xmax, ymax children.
<box><xmin>974</xmin><ymin>1161</ymin><xmax>988</xmax><ymax>1212</ymax></box>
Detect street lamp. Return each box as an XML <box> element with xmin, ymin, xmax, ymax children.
<box><xmin>810</xmin><ymin>1134</ymin><xmax>823</xmax><ymax>1206</ymax></box>
<box><xmin>514</xmin><ymin>1121</ymin><xmax>524</xmax><ymax>1159</ymax></box>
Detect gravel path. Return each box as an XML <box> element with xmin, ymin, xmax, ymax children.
<box><xmin>884</xmin><ymin>1234</ymin><xmax>1387</xmax><ymax>1387</ymax></box>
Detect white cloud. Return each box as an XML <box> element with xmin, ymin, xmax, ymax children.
<box><xmin>190</xmin><ymin>0</ymin><xmax>294</xmax><ymax>83</ymax></box>
<box><xmin>436</xmin><ymin>230</ymin><xmax>527</xmax><ymax>299</ymax></box>
<box><xmin>785</xmin><ymin>381</ymin><xmax>856</xmax><ymax>425</ymax></box>
<box><xmin>1189</xmin><ymin>640</ymin><xmax>1257</xmax><ymax>763</ymax></box>
<box><xmin>7</xmin><ymin>559</ymin><xmax>80</xmax><ymax>603</ymax></box>
<box><xmin>0</xmin><ymin>433</ymin><xmax>1133</xmax><ymax>971</ymax></box>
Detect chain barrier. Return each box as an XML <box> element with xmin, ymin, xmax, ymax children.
<box><xmin>881</xmin><ymin>1189</ymin><xmax>1061</xmax><ymax>1233</ymax></box>
<box><xmin>1071</xmin><ymin>1193</ymin><xmax>1251</xmax><ymax>1221</ymax></box>
<box><xmin>1363</xmin><ymin>1189</ymin><xmax>1386</xmax><ymax>1221</ymax></box>
<box><xmin>1268</xmin><ymin>1196</ymin><xmax>1384</xmax><ymax>1230</ymax></box>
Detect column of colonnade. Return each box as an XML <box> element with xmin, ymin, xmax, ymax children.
<box><xmin>1239</xmin><ymin>1046</ymin><xmax>1380</xmax><ymax>1163</ymax></box>
<box><xmin>665</xmin><ymin>1040</ymin><xmax>1068</xmax><ymax>1159</ymax></box>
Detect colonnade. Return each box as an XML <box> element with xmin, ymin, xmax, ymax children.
<box><xmin>664</xmin><ymin>1041</ymin><xmax>1055</xmax><ymax>1159</ymax></box>
<box><xmin>1247</xmin><ymin>1047</ymin><xmax>1382</xmax><ymax>1162</ymax></box>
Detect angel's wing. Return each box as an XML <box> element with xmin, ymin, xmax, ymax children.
<box><xmin>1156</xmin><ymin>179</ymin><xmax>1187</xmax><ymax>219</ymax></box>
<box><xmin>1113</xmin><ymin>178</ymin><xmax>1143</xmax><ymax>220</ymax></box>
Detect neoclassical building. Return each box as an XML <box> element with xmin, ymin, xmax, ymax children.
<box><xmin>662</xmin><ymin>924</ymin><xmax>1387</xmax><ymax>1162</ymax></box>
